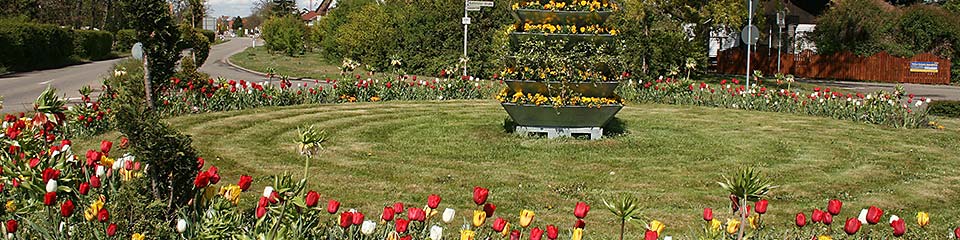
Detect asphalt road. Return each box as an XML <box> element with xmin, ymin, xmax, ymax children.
<box><xmin>0</xmin><ymin>37</ymin><xmax>268</xmax><ymax>114</ymax></box>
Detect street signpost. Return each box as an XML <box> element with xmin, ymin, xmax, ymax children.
<box><xmin>745</xmin><ymin>0</ymin><xmax>755</xmax><ymax>88</ymax></box>
<box><xmin>462</xmin><ymin>0</ymin><xmax>494</xmax><ymax>77</ymax></box>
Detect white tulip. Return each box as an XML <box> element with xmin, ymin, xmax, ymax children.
<box><xmin>176</xmin><ymin>219</ymin><xmax>188</xmax><ymax>233</ymax></box>
<box><xmin>360</xmin><ymin>221</ymin><xmax>377</xmax><ymax>235</ymax></box>
<box><xmin>95</xmin><ymin>165</ymin><xmax>106</xmax><ymax>177</ymax></box>
<box><xmin>442</xmin><ymin>208</ymin><xmax>455</xmax><ymax>223</ymax></box>
<box><xmin>858</xmin><ymin>209</ymin><xmax>868</xmax><ymax>224</ymax></box>
<box><xmin>889</xmin><ymin>215</ymin><xmax>900</xmax><ymax>224</ymax></box>
<box><xmin>262</xmin><ymin>186</ymin><xmax>274</xmax><ymax>198</ymax></box>
<box><xmin>46</xmin><ymin>179</ymin><xmax>58</xmax><ymax>193</ymax></box>
<box><xmin>430</xmin><ymin>225</ymin><xmax>443</xmax><ymax>240</ymax></box>
<box><xmin>664</xmin><ymin>236</ymin><xmax>673</xmax><ymax>240</ymax></box>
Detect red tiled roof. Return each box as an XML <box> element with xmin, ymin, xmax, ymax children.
<box><xmin>301</xmin><ymin>11</ymin><xmax>318</xmax><ymax>21</ymax></box>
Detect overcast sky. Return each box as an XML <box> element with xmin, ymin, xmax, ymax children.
<box><xmin>207</xmin><ymin>0</ymin><xmax>316</xmax><ymax>18</ymax></box>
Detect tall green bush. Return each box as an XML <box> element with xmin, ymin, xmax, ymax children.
<box><xmin>74</xmin><ymin>29</ymin><xmax>115</xmax><ymax>60</ymax></box>
<box><xmin>0</xmin><ymin>22</ymin><xmax>76</xmax><ymax>71</ymax></box>
<box><xmin>114</xmin><ymin>29</ymin><xmax>138</xmax><ymax>51</ymax></box>
<box><xmin>261</xmin><ymin>15</ymin><xmax>306</xmax><ymax>56</ymax></box>
<box><xmin>812</xmin><ymin>0</ymin><xmax>900</xmax><ymax>56</ymax></box>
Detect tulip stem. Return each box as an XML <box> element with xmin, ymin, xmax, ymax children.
<box><xmin>618</xmin><ymin>219</ymin><xmax>625</xmax><ymax>240</ymax></box>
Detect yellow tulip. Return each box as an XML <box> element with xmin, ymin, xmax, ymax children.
<box><xmin>748</xmin><ymin>215</ymin><xmax>759</xmax><ymax>229</ymax></box>
<box><xmin>5</xmin><ymin>200</ymin><xmax>15</xmax><ymax>213</ymax></box>
<box><xmin>472</xmin><ymin>210</ymin><xmax>486</xmax><ymax>227</ymax></box>
<box><xmin>725</xmin><ymin>219</ymin><xmax>740</xmax><ymax>235</ymax></box>
<box><xmin>218</xmin><ymin>185</ymin><xmax>242</xmax><ymax>205</ymax></box>
<box><xmin>131</xmin><ymin>233</ymin><xmax>145</xmax><ymax>240</ymax></box>
<box><xmin>571</xmin><ymin>228</ymin><xmax>583</xmax><ymax>240</ymax></box>
<box><xmin>501</xmin><ymin>222</ymin><xmax>511</xmax><ymax>236</ymax></box>
<box><xmin>649</xmin><ymin>220</ymin><xmax>665</xmax><ymax>235</ymax></box>
<box><xmin>520</xmin><ymin>210</ymin><xmax>535</xmax><ymax>228</ymax></box>
<box><xmin>917</xmin><ymin>212</ymin><xmax>930</xmax><ymax>227</ymax></box>
<box><xmin>818</xmin><ymin>235</ymin><xmax>833</xmax><ymax>240</ymax></box>
<box><xmin>84</xmin><ymin>200</ymin><xmax>105</xmax><ymax>221</ymax></box>
<box><xmin>710</xmin><ymin>219</ymin><xmax>722</xmax><ymax>232</ymax></box>
<box><xmin>460</xmin><ymin>229</ymin><xmax>476</xmax><ymax>240</ymax></box>
<box><xmin>101</xmin><ymin>156</ymin><xmax>115</xmax><ymax>168</ymax></box>
<box><xmin>387</xmin><ymin>231</ymin><xmax>401</xmax><ymax>240</ymax></box>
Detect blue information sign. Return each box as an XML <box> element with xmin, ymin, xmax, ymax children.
<box><xmin>910</xmin><ymin>62</ymin><xmax>938</xmax><ymax>73</ymax></box>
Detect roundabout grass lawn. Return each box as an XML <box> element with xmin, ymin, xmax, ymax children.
<box><xmin>164</xmin><ymin>100</ymin><xmax>960</xmax><ymax>238</ymax></box>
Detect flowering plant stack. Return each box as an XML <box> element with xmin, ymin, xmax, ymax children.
<box><xmin>498</xmin><ymin>0</ymin><xmax>626</xmax><ymax>135</ymax></box>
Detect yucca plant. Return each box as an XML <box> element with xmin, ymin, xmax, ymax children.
<box><xmin>718</xmin><ymin>168</ymin><xmax>775</xmax><ymax>240</ymax></box>
<box><xmin>603</xmin><ymin>195</ymin><xmax>644</xmax><ymax>240</ymax></box>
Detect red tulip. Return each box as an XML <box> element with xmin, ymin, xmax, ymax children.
<box><xmin>395</xmin><ymin>218</ymin><xmax>409</xmax><ymax>233</ymax></box>
<box><xmin>304</xmin><ymin>191</ymin><xmax>320</xmax><ymax>207</ymax></box>
<box><xmin>492</xmin><ymin>217</ymin><xmax>508</xmax><ymax>232</ymax></box>
<box><xmin>795</xmin><ymin>212</ymin><xmax>807</xmax><ymax>228</ymax></box>
<box><xmin>207</xmin><ymin>166</ymin><xmax>220</xmax><ymax>184</ymax></box>
<box><xmin>530</xmin><ymin>227</ymin><xmax>544</xmax><ymax>240</ymax></box>
<box><xmin>61</xmin><ymin>139</ymin><xmax>72</xmax><ymax>146</ymax></box>
<box><xmin>510</xmin><ymin>230</ymin><xmax>521</xmax><ymax>240</ymax></box>
<box><xmin>574</xmin><ymin>219</ymin><xmax>586</xmax><ymax>229</ymax></box>
<box><xmin>393</xmin><ymin>202</ymin><xmax>405</xmax><ymax>215</ymax></box>
<box><xmin>237</xmin><ymin>175</ymin><xmax>252</xmax><ymax>191</ymax></box>
<box><xmin>827</xmin><ymin>199</ymin><xmax>842</xmax><ymax>216</ymax></box>
<box><xmin>953</xmin><ymin>227</ymin><xmax>960</xmax><ymax>239</ymax></box>
<box><xmin>427</xmin><ymin>194</ymin><xmax>441</xmax><ymax>209</ymax></box>
<box><xmin>5</xmin><ymin>220</ymin><xmax>16</xmax><ymax>233</ymax></box>
<box><xmin>755</xmin><ymin>199</ymin><xmax>768</xmax><ymax>214</ymax></box>
<box><xmin>546</xmin><ymin>225</ymin><xmax>559</xmax><ymax>239</ymax></box>
<box><xmin>78</xmin><ymin>182</ymin><xmax>90</xmax><ymax>195</ymax></box>
<box><xmin>644</xmin><ymin>229</ymin><xmax>658</xmax><ymax>240</ymax></box>
<box><xmin>352</xmin><ymin>212</ymin><xmax>364</xmax><ymax>225</ymax></box>
<box><xmin>43</xmin><ymin>192</ymin><xmax>57</xmax><ymax>206</ymax></box>
<box><xmin>106</xmin><ymin>223</ymin><xmax>117</xmax><ymax>236</ymax></box>
<box><xmin>61</xmin><ymin>200</ymin><xmax>75</xmax><ymax>217</ymax></box>
<box><xmin>86</xmin><ymin>150</ymin><xmax>102</xmax><ymax>166</ymax></box>
<box><xmin>382</xmin><ymin>207</ymin><xmax>395</xmax><ymax>221</ymax></box>
<box><xmin>256</xmin><ymin>206</ymin><xmax>267</xmax><ymax>218</ymax></box>
<box><xmin>729</xmin><ymin>195</ymin><xmax>740</xmax><ymax>213</ymax></box>
<box><xmin>338</xmin><ymin>212</ymin><xmax>352</xmax><ymax>228</ymax></box>
<box><xmin>891</xmin><ymin>218</ymin><xmax>906</xmax><ymax>237</ymax></box>
<box><xmin>407</xmin><ymin>207</ymin><xmax>426</xmax><ymax>222</ymax></box>
<box><xmin>574</xmin><ymin>202</ymin><xmax>589</xmax><ymax>219</ymax></box>
<box><xmin>193</xmin><ymin>171</ymin><xmax>210</xmax><ymax>188</ymax></box>
<box><xmin>703</xmin><ymin>208</ymin><xmax>714</xmax><ymax>221</ymax></box>
<box><xmin>99</xmin><ymin>140</ymin><xmax>112</xmax><ymax>155</ymax></box>
<box><xmin>196</xmin><ymin>157</ymin><xmax>205</xmax><ymax>169</ymax></box>
<box><xmin>866</xmin><ymin>206</ymin><xmax>883</xmax><ymax>225</ymax></box>
<box><xmin>41</xmin><ymin>168</ymin><xmax>60</xmax><ymax>183</ymax></box>
<box><xmin>844</xmin><ymin>217</ymin><xmax>861</xmax><ymax>235</ymax></box>
<box><xmin>473</xmin><ymin>186</ymin><xmax>489</xmax><ymax>205</ymax></box>
<box><xmin>90</xmin><ymin>176</ymin><xmax>101</xmax><ymax>188</ymax></box>
<box><xmin>258</xmin><ymin>197</ymin><xmax>270</xmax><ymax>208</ymax></box>
<box><xmin>483</xmin><ymin>203</ymin><xmax>496</xmax><ymax>217</ymax></box>
<box><xmin>119</xmin><ymin>137</ymin><xmax>129</xmax><ymax>149</ymax></box>
<box><xmin>822</xmin><ymin>213</ymin><xmax>833</xmax><ymax>225</ymax></box>
<box><xmin>812</xmin><ymin>209</ymin><xmax>824</xmax><ymax>223</ymax></box>
<box><xmin>327</xmin><ymin>199</ymin><xmax>340</xmax><ymax>214</ymax></box>
<box><xmin>97</xmin><ymin>208</ymin><xmax>110</xmax><ymax>222</ymax></box>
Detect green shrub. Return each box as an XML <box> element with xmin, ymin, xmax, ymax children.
<box><xmin>201</xmin><ymin>29</ymin><xmax>215</xmax><ymax>43</ymax></box>
<box><xmin>179</xmin><ymin>24</ymin><xmax>212</xmax><ymax>67</ymax></box>
<box><xmin>261</xmin><ymin>15</ymin><xmax>306</xmax><ymax>56</ymax></box>
<box><xmin>74</xmin><ymin>29</ymin><xmax>115</xmax><ymax>60</ymax></box>
<box><xmin>115</xmin><ymin>29</ymin><xmax>138</xmax><ymax>51</ymax></box>
<box><xmin>0</xmin><ymin>22</ymin><xmax>76</xmax><ymax>71</ymax></box>
<box><xmin>928</xmin><ymin>100</ymin><xmax>960</xmax><ymax>118</ymax></box>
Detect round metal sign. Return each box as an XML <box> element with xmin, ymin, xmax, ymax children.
<box><xmin>741</xmin><ymin>25</ymin><xmax>760</xmax><ymax>45</ymax></box>
<box><xmin>131</xmin><ymin>42</ymin><xmax>144</xmax><ymax>60</ymax></box>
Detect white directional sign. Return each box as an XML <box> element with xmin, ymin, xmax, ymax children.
<box><xmin>467</xmin><ymin>1</ymin><xmax>494</xmax><ymax>7</ymax></box>
<box><xmin>466</xmin><ymin>6</ymin><xmax>481</xmax><ymax>11</ymax></box>
<box><xmin>462</xmin><ymin>17</ymin><xmax>472</xmax><ymax>25</ymax></box>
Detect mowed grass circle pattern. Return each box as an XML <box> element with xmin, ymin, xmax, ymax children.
<box><xmin>169</xmin><ymin>100</ymin><xmax>960</xmax><ymax>238</ymax></box>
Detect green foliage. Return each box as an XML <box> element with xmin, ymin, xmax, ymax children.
<box><xmin>261</xmin><ymin>15</ymin><xmax>306</xmax><ymax>56</ymax></box>
<box><xmin>179</xmin><ymin>24</ymin><xmax>212</xmax><ymax>67</ymax></box>
<box><xmin>928</xmin><ymin>100</ymin><xmax>960</xmax><ymax>118</ymax></box>
<box><xmin>122</xmin><ymin>0</ymin><xmax>182</xmax><ymax>95</ymax></box>
<box><xmin>74</xmin><ymin>29</ymin><xmax>115</xmax><ymax>60</ymax></box>
<box><xmin>201</xmin><ymin>29</ymin><xmax>216</xmax><ymax>43</ymax></box>
<box><xmin>103</xmin><ymin>59</ymin><xmax>201</xmax><ymax>213</ymax></box>
<box><xmin>0</xmin><ymin>21</ymin><xmax>77</xmax><ymax>71</ymax></box>
<box><xmin>114</xmin><ymin>29</ymin><xmax>138</xmax><ymax>52</ymax></box>
<box><xmin>232</xmin><ymin>16</ymin><xmax>244</xmax><ymax>30</ymax></box>
<box><xmin>812</xmin><ymin>0</ymin><xmax>901</xmax><ymax>56</ymax></box>
<box><xmin>611</xmin><ymin>0</ymin><xmax>709</xmax><ymax>78</ymax></box>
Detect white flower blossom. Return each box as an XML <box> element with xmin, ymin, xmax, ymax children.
<box><xmin>46</xmin><ymin>179</ymin><xmax>58</xmax><ymax>193</ymax></box>
<box><xmin>262</xmin><ymin>186</ymin><xmax>274</xmax><ymax>198</ymax></box>
<box><xmin>430</xmin><ymin>225</ymin><xmax>443</xmax><ymax>240</ymax></box>
<box><xmin>442</xmin><ymin>208</ymin><xmax>455</xmax><ymax>223</ymax></box>
<box><xmin>361</xmin><ymin>221</ymin><xmax>377</xmax><ymax>235</ymax></box>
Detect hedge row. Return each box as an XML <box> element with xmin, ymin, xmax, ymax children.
<box><xmin>75</xmin><ymin>30</ymin><xmax>115</xmax><ymax>60</ymax></box>
<box><xmin>0</xmin><ymin>22</ymin><xmax>77</xmax><ymax>71</ymax></box>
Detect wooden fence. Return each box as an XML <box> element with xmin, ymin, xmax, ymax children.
<box><xmin>716</xmin><ymin>48</ymin><xmax>952</xmax><ymax>84</ymax></box>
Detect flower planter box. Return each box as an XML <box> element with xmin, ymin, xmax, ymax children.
<box><xmin>504</xmin><ymin>79</ymin><xmax>619</xmax><ymax>98</ymax></box>
<box><xmin>509</xmin><ymin>32</ymin><xmax>615</xmax><ymax>47</ymax></box>
<box><xmin>501</xmin><ymin>103</ymin><xmax>622</xmax><ymax>128</ymax></box>
<box><xmin>512</xmin><ymin>9</ymin><xmax>614</xmax><ymax>26</ymax></box>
